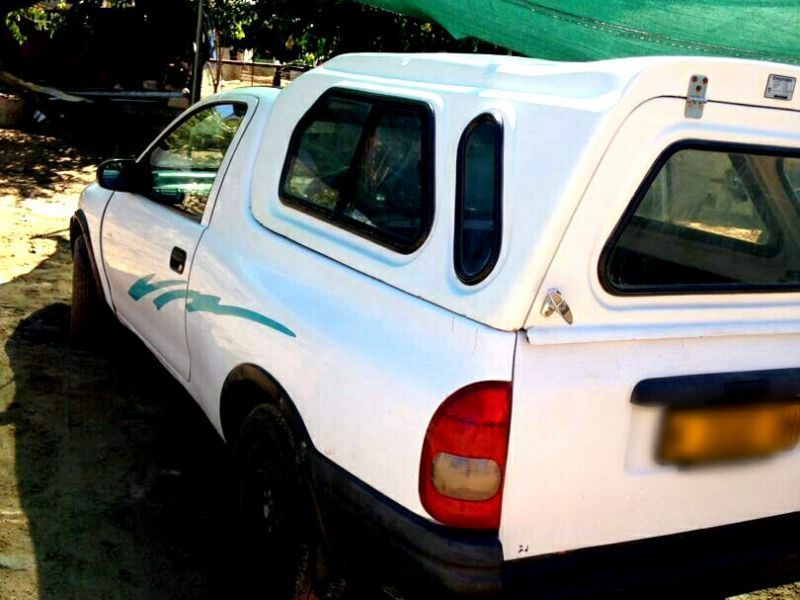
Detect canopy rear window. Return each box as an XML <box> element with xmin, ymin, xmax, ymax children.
<box><xmin>602</xmin><ymin>143</ymin><xmax>800</xmax><ymax>294</ymax></box>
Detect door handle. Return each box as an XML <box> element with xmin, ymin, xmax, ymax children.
<box><xmin>170</xmin><ymin>246</ymin><xmax>187</xmax><ymax>274</ymax></box>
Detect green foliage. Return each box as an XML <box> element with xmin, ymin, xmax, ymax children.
<box><xmin>206</xmin><ymin>0</ymin><xmax>256</xmax><ymax>42</ymax></box>
<box><xmin>3</xmin><ymin>0</ymin><xmax>503</xmax><ymax>64</ymax></box>
<box><xmin>240</xmin><ymin>0</ymin><xmax>501</xmax><ymax>65</ymax></box>
<box><xmin>5</xmin><ymin>3</ymin><xmax>67</xmax><ymax>44</ymax></box>
<box><xmin>3</xmin><ymin>0</ymin><xmax>146</xmax><ymax>45</ymax></box>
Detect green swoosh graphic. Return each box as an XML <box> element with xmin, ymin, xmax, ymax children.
<box><xmin>153</xmin><ymin>289</ymin><xmax>296</xmax><ymax>338</ymax></box>
<box><xmin>128</xmin><ymin>274</ymin><xmax>185</xmax><ymax>300</ymax></box>
<box><xmin>152</xmin><ymin>289</ymin><xmax>186</xmax><ymax>310</ymax></box>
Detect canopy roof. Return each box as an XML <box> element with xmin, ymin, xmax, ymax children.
<box><xmin>358</xmin><ymin>0</ymin><xmax>800</xmax><ymax>65</ymax></box>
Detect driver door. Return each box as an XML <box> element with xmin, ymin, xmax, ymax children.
<box><xmin>101</xmin><ymin>101</ymin><xmax>250</xmax><ymax>380</ymax></box>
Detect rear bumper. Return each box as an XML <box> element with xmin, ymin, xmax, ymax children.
<box><xmin>309</xmin><ymin>452</ymin><xmax>503</xmax><ymax>598</ymax></box>
<box><xmin>505</xmin><ymin>511</ymin><xmax>800</xmax><ymax>599</ymax></box>
<box><xmin>310</xmin><ymin>452</ymin><xmax>800</xmax><ymax>598</ymax></box>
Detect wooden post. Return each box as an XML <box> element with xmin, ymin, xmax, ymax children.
<box><xmin>191</xmin><ymin>0</ymin><xmax>204</xmax><ymax>104</ymax></box>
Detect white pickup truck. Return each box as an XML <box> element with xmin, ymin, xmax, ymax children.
<box><xmin>71</xmin><ymin>53</ymin><xmax>800</xmax><ymax>598</ymax></box>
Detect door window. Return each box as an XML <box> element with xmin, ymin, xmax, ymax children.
<box><xmin>146</xmin><ymin>102</ymin><xmax>247</xmax><ymax>220</ymax></box>
<box><xmin>280</xmin><ymin>89</ymin><xmax>434</xmax><ymax>253</ymax></box>
<box><xmin>602</xmin><ymin>144</ymin><xmax>800</xmax><ymax>293</ymax></box>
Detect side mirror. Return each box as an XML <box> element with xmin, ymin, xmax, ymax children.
<box><xmin>97</xmin><ymin>159</ymin><xmax>144</xmax><ymax>193</ymax></box>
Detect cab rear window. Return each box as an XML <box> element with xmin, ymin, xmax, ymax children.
<box><xmin>601</xmin><ymin>143</ymin><xmax>800</xmax><ymax>294</ymax></box>
<box><xmin>280</xmin><ymin>89</ymin><xmax>434</xmax><ymax>254</ymax></box>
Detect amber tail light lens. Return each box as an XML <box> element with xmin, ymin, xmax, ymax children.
<box><xmin>419</xmin><ymin>381</ymin><xmax>512</xmax><ymax>529</ymax></box>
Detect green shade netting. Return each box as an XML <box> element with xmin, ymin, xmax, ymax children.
<box><xmin>358</xmin><ymin>0</ymin><xmax>800</xmax><ymax>65</ymax></box>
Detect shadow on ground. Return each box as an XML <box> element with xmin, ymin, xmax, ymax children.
<box><xmin>0</xmin><ymin>108</ymin><xmax>172</xmax><ymax>201</ymax></box>
<box><xmin>0</xmin><ymin>131</ymin><xmax>103</xmax><ymax>200</ymax></box>
<box><xmin>0</xmin><ymin>237</ymin><xmax>236</xmax><ymax>599</ymax></box>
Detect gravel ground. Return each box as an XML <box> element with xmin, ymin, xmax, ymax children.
<box><xmin>0</xmin><ymin>127</ymin><xmax>799</xmax><ymax>599</ymax></box>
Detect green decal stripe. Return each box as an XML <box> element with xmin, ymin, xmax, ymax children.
<box><xmin>152</xmin><ymin>289</ymin><xmax>296</xmax><ymax>338</ymax></box>
<box><xmin>153</xmin><ymin>289</ymin><xmax>187</xmax><ymax>310</ymax></box>
<box><xmin>128</xmin><ymin>274</ymin><xmax>185</xmax><ymax>300</ymax></box>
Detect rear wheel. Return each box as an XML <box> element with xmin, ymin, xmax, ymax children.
<box><xmin>70</xmin><ymin>235</ymin><xmax>104</xmax><ymax>346</ymax></box>
<box><xmin>234</xmin><ymin>404</ymin><xmax>317</xmax><ymax>599</ymax></box>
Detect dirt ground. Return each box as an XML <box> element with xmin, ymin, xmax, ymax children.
<box><xmin>0</xmin><ymin>126</ymin><xmax>798</xmax><ymax>599</ymax></box>
<box><xmin>0</xmin><ymin>127</ymin><xmax>234</xmax><ymax>599</ymax></box>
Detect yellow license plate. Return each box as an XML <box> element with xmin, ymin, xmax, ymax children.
<box><xmin>659</xmin><ymin>402</ymin><xmax>800</xmax><ymax>464</ymax></box>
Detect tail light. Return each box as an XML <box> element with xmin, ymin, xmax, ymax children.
<box><xmin>419</xmin><ymin>381</ymin><xmax>512</xmax><ymax>529</ymax></box>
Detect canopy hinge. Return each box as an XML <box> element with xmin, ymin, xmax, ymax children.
<box><xmin>541</xmin><ymin>288</ymin><xmax>573</xmax><ymax>325</ymax></box>
<box><xmin>685</xmin><ymin>74</ymin><xmax>708</xmax><ymax>119</ymax></box>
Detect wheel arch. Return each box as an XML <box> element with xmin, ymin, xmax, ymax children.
<box><xmin>219</xmin><ymin>363</ymin><xmax>312</xmax><ymax>449</ymax></box>
<box><xmin>69</xmin><ymin>209</ymin><xmax>91</xmax><ymax>254</ymax></box>
<box><xmin>70</xmin><ymin>209</ymin><xmax>104</xmax><ymax>293</ymax></box>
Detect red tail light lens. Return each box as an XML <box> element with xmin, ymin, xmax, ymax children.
<box><xmin>419</xmin><ymin>381</ymin><xmax>512</xmax><ymax>529</ymax></box>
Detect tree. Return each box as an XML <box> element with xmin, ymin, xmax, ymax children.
<box><xmin>1</xmin><ymin>0</ymin><xmax>506</xmax><ymax>90</ymax></box>
<box><xmin>205</xmin><ymin>0</ymin><xmax>258</xmax><ymax>92</ymax></box>
<box><xmin>4</xmin><ymin>1</ymin><xmax>65</xmax><ymax>44</ymax></box>
<box><xmin>2</xmin><ymin>0</ymin><xmax>139</xmax><ymax>45</ymax></box>
<box><xmin>5</xmin><ymin>0</ymin><xmax>504</xmax><ymax>62</ymax></box>
<box><xmin>241</xmin><ymin>0</ymin><xmax>503</xmax><ymax>65</ymax></box>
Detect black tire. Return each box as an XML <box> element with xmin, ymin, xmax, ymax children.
<box><xmin>234</xmin><ymin>404</ymin><xmax>316</xmax><ymax>600</ymax></box>
<box><xmin>70</xmin><ymin>235</ymin><xmax>104</xmax><ymax>346</ymax></box>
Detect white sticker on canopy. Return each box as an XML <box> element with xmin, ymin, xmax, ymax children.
<box><xmin>765</xmin><ymin>74</ymin><xmax>796</xmax><ymax>101</ymax></box>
